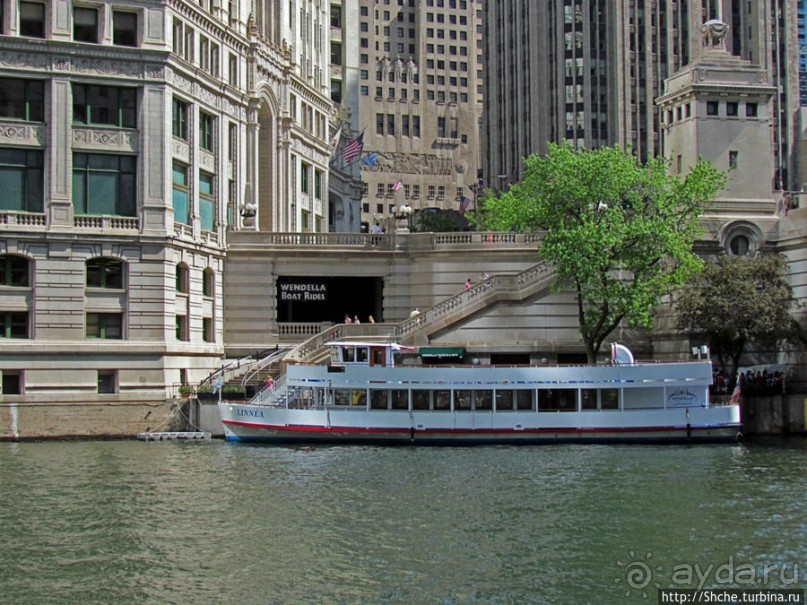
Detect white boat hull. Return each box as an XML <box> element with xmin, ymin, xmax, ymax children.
<box><xmin>218</xmin><ymin>403</ymin><xmax>741</xmax><ymax>445</ymax></box>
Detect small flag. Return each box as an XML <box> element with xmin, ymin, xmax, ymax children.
<box><xmin>329</xmin><ymin>125</ymin><xmax>343</xmax><ymax>152</ymax></box>
<box><xmin>728</xmin><ymin>384</ymin><xmax>741</xmax><ymax>404</ymax></box>
<box><xmin>459</xmin><ymin>196</ymin><xmax>471</xmax><ymax>213</ymax></box>
<box><xmin>213</xmin><ymin>378</ymin><xmax>222</xmax><ymax>394</ymax></box>
<box><xmin>342</xmin><ymin>132</ymin><xmax>364</xmax><ymax>165</ymax></box>
<box><xmin>393</xmin><ymin>179</ymin><xmax>403</xmax><ymax>192</ymax></box>
<box><xmin>360</xmin><ymin>152</ymin><xmax>377</xmax><ymax>168</ymax></box>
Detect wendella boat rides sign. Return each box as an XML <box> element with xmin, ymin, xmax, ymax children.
<box><xmin>278</xmin><ymin>281</ymin><xmax>328</xmax><ymax>302</ymax></box>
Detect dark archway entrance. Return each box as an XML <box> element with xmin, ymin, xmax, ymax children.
<box><xmin>277</xmin><ymin>276</ymin><xmax>383</xmax><ymax>324</ymax></box>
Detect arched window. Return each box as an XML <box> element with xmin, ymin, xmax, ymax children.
<box><xmin>729</xmin><ymin>234</ymin><xmax>749</xmax><ymax>257</ymax></box>
<box><xmin>0</xmin><ymin>255</ymin><xmax>30</xmax><ymax>287</ymax></box>
<box><xmin>176</xmin><ymin>263</ymin><xmax>189</xmax><ymax>293</ymax></box>
<box><xmin>202</xmin><ymin>268</ymin><xmax>215</xmax><ymax>297</ymax></box>
<box><xmin>86</xmin><ymin>258</ymin><xmax>125</xmax><ymax>288</ymax></box>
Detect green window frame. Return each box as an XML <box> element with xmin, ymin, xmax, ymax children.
<box><xmin>172</xmin><ymin>163</ymin><xmax>189</xmax><ymax>224</ymax></box>
<box><xmin>0</xmin><ymin>255</ymin><xmax>30</xmax><ymax>287</ymax></box>
<box><xmin>86</xmin><ymin>313</ymin><xmax>123</xmax><ymax>339</ymax></box>
<box><xmin>0</xmin><ymin>312</ymin><xmax>29</xmax><ymax>338</ymax></box>
<box><xmin>172</xmin><ymin>98</ymin><xmax>188</xmax><ymax>139</ymax></box>
<box><xmin>0</xmin><ymin>78</ymin><xmax>44</xmax><ymax>121</ymax></box>
<box><xmin>72</xmin><ymin>153</ymin><xmax>136</xmax><ymax>217</ymax></box>
<box><xmin>314</xmin><ymin>169</ymin><xmax>322</xmax><ymax>200</ymax></box>
<box><xmin>0</xmin><ymin>148</ymin><xmax>44</xmax><ymax>212</ymax></box>
<box><xmin>176</xmin><ymin>264</ymin><xmax>189</xmax><ymax>293</ymax></box>
<box><xmin>199</xmin><ymin>172</ymin><xmax>215</xmax><ymax>231</ymax></box>
<box><xmin>199</xmin><ymin>112</ymin><xmax>214</xmax><ymax>151</ymax></box>
<box><xmin>86</xmin><ymin>258</ymin><xmax>124</xmax><ymax>289</ymax></box>
<box><xmin>72</xmin><ymin>84</ymin><xmax>136</xmax><ymax>128</ymax></box>
<box><xmin>301</xmin><ymin>162</ymin><xmax>309</xmax><ymax>194</ymax></box>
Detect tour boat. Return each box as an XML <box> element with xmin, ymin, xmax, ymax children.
<box><xmin>218</xmin><ymin>340</ymin><xmax>741</xmax><ymax>445</ymax></box>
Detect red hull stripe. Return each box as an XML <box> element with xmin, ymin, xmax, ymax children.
<box><xmin>222</xmin><ymin>420</ymin><xmax>738</xmax><ymax>434</ymax></box>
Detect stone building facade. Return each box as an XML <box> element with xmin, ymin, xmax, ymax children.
<box><xmin>0</xmin><ymin>0</ymin><xmax>331</xmax><ymax>434</ymax></box>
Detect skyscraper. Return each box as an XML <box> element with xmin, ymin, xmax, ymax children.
<box><xmin>330</xmin><ymin>0</ymin><xmax>485</xmax><ymax>229</ymax></box>
<box><xmin>483</xmin><ymin>0</ymin><xmax>799</xmax><ymax>192</ymax></box>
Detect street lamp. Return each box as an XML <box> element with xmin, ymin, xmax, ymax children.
<box><xmin>392</xmin><ymin>204</ymin><xmax>413</xmax><ymax>233</ymax></box>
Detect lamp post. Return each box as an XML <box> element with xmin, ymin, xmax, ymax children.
<box><xmin>392</xmin><ymin>204</ymin><xmax>413</xmax><ymax>233</ymax></box>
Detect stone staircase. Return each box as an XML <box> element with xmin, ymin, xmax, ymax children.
<box><xmin>214</xmin><ymin>261</ymin><xmax>556</xmax><ymax>403</ymax></box>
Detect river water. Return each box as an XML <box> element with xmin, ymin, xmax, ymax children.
<box><xmin>1</xmin><ymin>439</ymin><xmax>806</xmax><ymax>604</ymax></box>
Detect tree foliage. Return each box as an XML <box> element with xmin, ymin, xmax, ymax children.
<box><xmin>475</xmin><ymin>143</ymin><xmax>725</xmax><ymax>362</ymax></box>
<box><xmin>676</xmin><ymin>253</ymin><xmax>803</xmax><ymax>380</ymax></box>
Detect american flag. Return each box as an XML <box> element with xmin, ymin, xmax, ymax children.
<box><xmin>393</xmin><ymin>179</ymin><xmax>403</xmax><ymax>191</ymax></box>
<box><xmin>459</xmin><ymin>196</ymin><xmax>472</xmax><ymax>213</ymax></box>
<box><xmin>342</xmin><ymin>132</ymin><xmax>364</xmax><ymax>165</ymax></box>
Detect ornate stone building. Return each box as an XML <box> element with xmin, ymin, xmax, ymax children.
<box><xmin>329</xmin><ymin>0</ymin><xmax>486</xmax><ymax>230</ymax></box>
<box><xmin>0</xmin><ymin>0</ymin><xmax>331</xmax><ymax>432</ymax></box>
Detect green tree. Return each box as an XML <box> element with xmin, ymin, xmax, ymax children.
<box><xmin>475</xmin><ymin>143</ymin><xmax>725</xmax><ymax>362</ymax></box>
<box><xmin>676</xmin><ymin>254</ymin><xmax>802</xmax><ymax>381</ymax></box>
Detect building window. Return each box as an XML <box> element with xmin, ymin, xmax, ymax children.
<box><xmin>19</xmin><ymin>1</ymin><xmax>45</xmax><ymax>38</ymax></box>
<box><xmin>175</xmin><ymin>314</ymin><xmax>188</xmax><ymax>341</ymax></box>
<box><xmin>437</xmin><ymin>185</ymin><xmax>445</xmax><ymax>199</ymax></box>
<box><xmin>203</xmin><ymin>317</ymin><xmax>214</xmax><ymax>342</ymax></box>
<box><xmin>0</xmin><ymin>312</ymin><xmax>28</xmax><ymax>338</ymax></box>
<box><xmin>402</xmin><ymin>115</ymin><xmax>409</xmax><ymax>136</ymax></box>
<box><xmin>376</xmin><ymin>113</ymin><xmax>384</xmax><ymax>134</ymax></box>
<box><xmin>199</xmin><ymin>172</ymin><xmax>215</xmax><ymax>231</ymax></box>
<box><xmin>376</xmin><ymin>184</ymin><xmax>385</xmax><ymax>197</ymax></box>
<box><xmin>73</xmin><ymin>7</ymin><xmax>98</xmax><ymax>43</ymax></box>
<box><xmin>706</xmin><ymin>101</ymin><xmax>718</xmax><ymax>116</ymax></box>
<box><xmin>412</xmin><ymin>185</ymin><xmax>419</xmax><ymax>198</ymax></box>
<box><xmin>729</xmin><ymin>235</ymin><xmax>750</xmax><ymax>257</ymax></box>
<box><xmin>86</xmin><ymin>258</ymin><xmax>124</xmax><ymax>289</ymax></box>
<box><xmin>97</xmin><ymin>370</ymin><xmax>117</xmax><ymax>394</ymax></box>
<box><xmin>413</xmin><ymin>116</ymin><xmax>420</xmax><ymax>137</ymax></box>
<box><xmin>86</xmin><ymin>313</ymin><xmax>123</xmax><ymax>339</ymax></box>
<box><xmin>726</xmin><ymin>101</ymin><xmax>738</xmax><ymax>117</ymax></box>
<box><xmin>0</xmin><ymin>148</ymin><xmax>44</xmax><ymax>213</ymax></box>
<box><xmin>112</xmin><ymin>11</ymin><xmax>138</xmax><ymax>46</ymax></box>
<box><xmin>172</xmin><ymin>99</ymin><xmax>188</xmax><ymax>139</ymax></box>
<box><xmin>0</xmin><ymin>78</ymin><xmax>44</xmax><ymax>121</ymax></box>
<box><xmin>72</xmin><ymin>154</ymin><xmax>136</xmax><ymax>217</ymax></box>
<box><xmin>300</xmin><ymin>162</ymin><xmax>309</xmax><ymax>194</ymax></box>
<box><xmin>202</xmin><ymin>268</ymin><xmax>214</xmax><ymax>297</ymax></box>
<box><xmin>314</xmin><ymin>169</ymin><xmax>322</xmax><ymax>200</ymax></box>
<box><xmin>0</xmin><ymin>256</ymin><xmax>30</xmax><ymax>287</ymax></box>
<box><xmin>228</xmin><ymin>53</ymin><xmax>238</xmax><ymax>86</ymax></box>
<box><xmin>199</xmin><ymin>112</ymin><xmax>214</xmax><ymax>151</ymax></box>
<box><xmin>729</xmin><ymin>150</ymin><xmax>738</xmax><ymax>170</ymax></box>
<box><xmin>746</xmin><ymin>102</ymin><xmax>758</xmax><ymax>117</ymax></box>
<box><xmin>1</xmin><ymin>371</ymin><xmax>23</xmax><ymax>394</ymax></box>
<box><xmin>428</xmin><ymin>185</ymin><xmax>435</xmax><ymax>199</ymax></box>
<box><xmin>387</xmin><ymin>114</ymin><xmax>395</xmax><ymax>135</ymax></box>
<box><xmin>172</xmin><ymin>163</ymin><xmax>189</xmax><ymax>224</ymax></box>
<box><xmin>176</xmin><ymin>264</ymin><xmax>189</xmax><ymax>293</ymax></box>
<box><xmin>73</xmin><ymin>84</ymin><xmax>137</xmax><ymax>129</ymax></box>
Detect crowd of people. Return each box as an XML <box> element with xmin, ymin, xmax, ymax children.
<box><xmin>711</xmin><ymin>368</ymin><xmax>786</xmax><ymax>397</ymax></box>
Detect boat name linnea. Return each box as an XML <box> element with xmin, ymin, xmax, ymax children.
<box><xmin>279</xmin><ymin>283</ymin><xmax>327</xmax><ymax>301</ymax></box>
<box><xmin>236</xmin><ymin>408</ymin><xmax>264</xmax><ymax>418</ymax></box>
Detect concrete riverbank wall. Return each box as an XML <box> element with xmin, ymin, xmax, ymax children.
<box><xmin>0</xmin><ymin>399</ymin><xmax>184</xmax><ymax>441</ymax></box>
<box><xmin>741</xmin><ymin>395</ymin><xmax>807</xmax><ymax>436</ymax></box>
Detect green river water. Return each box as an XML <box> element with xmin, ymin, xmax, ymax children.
<box><xmin>1</xmin><ymin>439</ymin><xmax>806</xmax><ymax>604</ymax></box>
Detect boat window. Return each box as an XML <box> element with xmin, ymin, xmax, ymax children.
<box><xmin>475</xmin><ymin>390</ymin><xmax>493</xmax><ymax>410</ymax></box>
<box><xmin>356</xmin><ymin>347</ymin><xmax>368</xmax><ymax>362</ymax></box>
<box><xmin>581</xmin><ymin>389</ymin><xmax>598</xmax><ymax>410</ymax></box>
<box><xmin>454</xmin><ymin>389</ymin><xmax>472</xmax><ymax>411</ymax></box>
<box><xmin>391</xmin><ymin>389</ymin><xmax>408</xmax><ymax>410</ymax></box>
<box><xmin>601</xmin><ymin>389</ymin><xmax>619</xmax><ymax>410</ymax></box>
<box><xmin>538</xmin><ymin>388</ymin><xmax>577</xmax><ymax>412</ymax></box>
<box><xmin>412</xmin><ymin>390</ymin><xmax>430</xmax><ymax>410</ymax></box>
<box><xmin>343</xmin><ymin>347</ymin><xmax>355</xmax><ymax>362</ymax></box>
<box><xmin>329</xmin><ymin>348</ymin><xmax>340</xmax><ymax>364</ymax></box>
<box><xmin>370</xmin><ymin>389</ymin><xmax>388</xmax><ymax>410</ymax></box>
<box><xmin>333</xmin><ymin>389</ymin><xmax>352</xmax><ymax>405</ymax></box>
<box><xmin>351</xmin><ymin>389</ymin><xmax>367</xmax><ymax>406</ymax></box>
<box><xmin>495</xmin><ymin>389</ymin><xmax>514</xmax><ymax>411</ymax></box>
<box><xmin>434</xmin><ymin>389</ymin><xmax>450</xmax><ymax>410</ymax></box>
<box><xmin>515</xmin><ymin>390</ymin><xmax>534</xmax><ymax>410</ymax></box>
